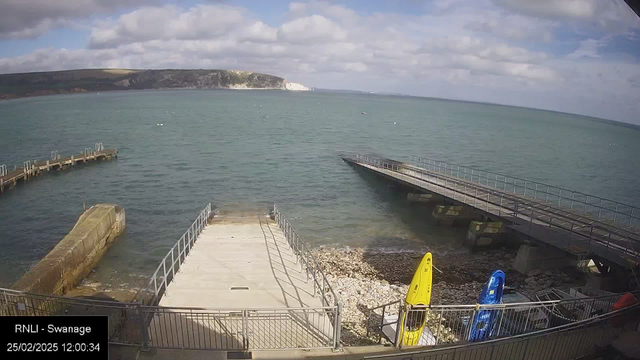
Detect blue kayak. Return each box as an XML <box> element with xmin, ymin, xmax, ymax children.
<box><xmin>468</xmin><ymin>270</ymin><xmax>506</xmax><ymax>342</ymax></box>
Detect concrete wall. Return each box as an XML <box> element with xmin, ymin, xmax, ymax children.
<box><xmin>512</xmin><ymin>243</ymin><xmax>575</xmax><ymax>275</ymax></box>
<box><xmin>12</xmin><ymin>204</ymin><xmax>125</xmax><ymax>295</ymax></box>
<box><xmin>406</xmin><ymin>193</ymin><xmax>443</xmax><ymax>203</ymax></box>
<box><xmin>432</xmin><ymin>205</ymin><xmax>482</xmax><ymax>226</ymax></box>
<box><xmin>466</xmin><ymin>221</ymin><xmax>507</xmax><ymax>248</ymax></box>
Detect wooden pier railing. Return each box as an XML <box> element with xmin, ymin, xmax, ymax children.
<box><xmin>0</xmin><ymin>143</ymin><xmax>117</xmax><ymax>194</ymax></box>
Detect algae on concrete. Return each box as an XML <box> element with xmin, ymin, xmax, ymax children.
<box><xmin>12</xmin><ymin>203</ymin><xmax>125</xmax><ymax>296</ymax></box>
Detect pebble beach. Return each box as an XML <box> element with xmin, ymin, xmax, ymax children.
<box><xmin>313</xmin><ymin>246</ymin><xmax>586</xmax><ymax>345</ymax></box>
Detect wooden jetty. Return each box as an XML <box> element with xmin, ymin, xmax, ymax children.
<box><xmin>0</xmin><ymin>143</ymin><xmax>117</xmax><ymax>194</ymax></box>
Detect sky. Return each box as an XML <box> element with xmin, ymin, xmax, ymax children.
<box><xmin>0</xmin><ymin>0</ymin><xmax>639</xmax><ymax>124</ymax></box>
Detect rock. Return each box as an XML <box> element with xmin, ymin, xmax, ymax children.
<box><xmin>527</xmin><ymin>269</ymin><xmax>542</xmax><ymax>277</ymax></box>
<box><xmin>310</xmin><ymin>245</ymin><xmax>584</xmax><ymax>346</ymax></box>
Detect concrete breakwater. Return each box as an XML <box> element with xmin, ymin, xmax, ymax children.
<box><xmin>12</xmin><ymin>203</ymin><xmax>125</xmax><ymax>296</ymax></box>
<box><xmin>313</xmin><ymin>246</ymin><xmax>585</xmax><ymax>345</ymax></box>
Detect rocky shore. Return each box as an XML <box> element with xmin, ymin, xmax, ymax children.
<box><xmin>313</xmin><ymin>246</ymin><xmax>585</xmax><ymax>346</ymax></box>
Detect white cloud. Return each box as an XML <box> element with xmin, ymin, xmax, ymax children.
<box><xmin>239</xmin><ymin>21</ymin><xmax>278</xmax><ymax>42</ymax></box>
<box><xmin>0</xmin><ymin>1</ymin><xmax>639</xmax><ymax>124</ymax></box>
<box><xmin>493</xmin><ymin>0</ymin><xmax>596</xmax><ymax>19</ymax></box>
<box><xmin>287</xmin><ymin>1</ymin><xmax>358</xmax><ymax>24</ymax></box>
<box><xmin>344</xmin><ymin>62</ymin><xmax>367</xmax><ymax>72</ymax></box>
<box><xmin>566</xmin><ymin>38</ymin><xmax>604</xmax><ymax>59</ymax></box>
<box><xmin>492</xmin><ymin>0</ymin><xmax>640</xmax><ymax>33</ymax></box>
<box><xmin>89</xmin><ymin>5</ymin><xmax>245</xmax><ymax>48</ymax></box>
<box><xmin>0</xmin><ymin>0</ymin><xmax>156</xmax><ymax>39</ymax></box>
<box><xmin>278</xmin><ymin>15</ymin><xmax>347</xmax><ymax>43</ymax></box>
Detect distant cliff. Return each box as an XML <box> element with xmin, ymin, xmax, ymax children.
<box><xmin>0</xmin><ymin>69</ymin><xmax>309</xmax><ymax>99</ymax></box>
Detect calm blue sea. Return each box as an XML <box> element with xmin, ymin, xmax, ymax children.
<box><xmin>1</xmin><ymin>89</ymin><xmax>638</xmax><ymax>289</ymax></box>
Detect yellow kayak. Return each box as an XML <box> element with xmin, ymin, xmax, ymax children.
<box><xmin>400</xmin><ymin>252</ymin><xmax>433</xmax><ymax>346</ymax></box>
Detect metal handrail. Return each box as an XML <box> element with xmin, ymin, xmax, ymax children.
<box><xmin>405</xmin><ymin>159</ymin><xmax>640</xmax><ymax>255</ymax></box>
<box><xmin>140</xmin><ymin>304</ymin><xmax>338</xmax><ymax>311</ymax></box>
<box><xmin>357</xmin><ymin>154</ymin><xmax>637</xmax><ymax>240</ymax></box>
<box><xmin>411</xmin><ymin>155</ymin><xmax>639</xmax><ymax>228</ymax></box>
<box><xmin>273</xmin><ymin>205</ymin><xmax>340</xmax><ymax>307</ymax></box>
<box><xmin>409</xmin><ymin>289</ymin><xmax>640</xmax><ymax>310</ymax></box>
<box><xmin>366</xmin><ymin>290</ymin><xmax>640</xmax><ymax>349</ymax></box>
<box><xmin>1</xmin><ymin>286</ymin><xmax>339</xmax><ymax>350</ymax></box>
<box><xmin>350</xmin><ymin>154</ymin><xmax>640</xmax><ymax>266</ymax></box>
<box><xmin>365</xmin><ymin>301</ymin><xmax>640</xmax><ymax>359</ymax></box>
<box><xmin>145</xmin><ymin>203</ymin><xmax>212</xmax><ymax>305</ymax></box>
<box><xmin>0</xmin><ymin>287</ymin><xmax>140</xmax><ymax>307</ymax></box>
<box><xmin>272</xmin><ymin>204</ymin><xmax>342</xmax><ymax>349</ymax></box>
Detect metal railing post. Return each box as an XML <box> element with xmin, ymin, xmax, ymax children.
<box><xmin>495</xmin><ymin>307</ymin><xmax>505</xmax><ymax>337</ymax></box>
<box><xmin>242</xmin><ymin>309</ymin><xmax>249</xmax><ymax>349</ymax></box>
<box><xmin>558</xmin><ymin>189</ymin><xmax>562</xmax><ymax>207</ymax></box>
<box><xmin>598</xmin><ymin>198</ymin><xmax>603</xmax><ymax>219</ymax></box>
<box><xmin>334</xmin><ymin>303</ymin><xmax>342</xmax><ymax>350</ymax></box>
<box><xmin>139</xmin><ymin>304</ymin><xmax>150</xmax><ymax>350</ymax></box>
<box><xmin>162</xmin><ymin>260</ymin><xmax>168</xmax><ymax>294</ymax></box>
<box><xmin>545</xmin><ymin>186</ymin><xmax>549</xmax><ymax>202</ymax></box>
<box><xmin>171</xmin><ymin>248</ymin><xmax>175</xmax><ymax>279</ymax></box>
<box><xmin>529</xmin><ymin>208</ymin><xmax>534</xmax><ymax>234</ymax></box>
<box><xmin>394</xmin><ymin>303</ymin><xmax>404</xmax><ymax>349</ymax></box>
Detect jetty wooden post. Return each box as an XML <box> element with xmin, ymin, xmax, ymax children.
<box><xmin>0</xmin><ymin>145</ymin><xmax>116</xmax><ymax>196</ymax></box>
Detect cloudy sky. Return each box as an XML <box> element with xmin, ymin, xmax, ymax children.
<box><xmin>1</xmin><ymin>0</ymin><xmax>639</xmax><ymax>124</ymax></box>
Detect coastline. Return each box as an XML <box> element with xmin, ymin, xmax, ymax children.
<box><xmin>313</xmin><ymin>246</ymin><xmax>586</xmax><ymax>345</ymax></box>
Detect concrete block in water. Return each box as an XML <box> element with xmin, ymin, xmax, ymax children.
<box><xmin>407</xmin><ymin>193</ymin><xmax>443</xmax><ymax>203</ymax></box>
<box><xmin>432</xmin><ymin>205</ymin><xmax>481</xmax><ymax>226</ymax></box>
<box><xmin>512</xmin><ymin>244</ymin><xmax>575</xmax><ymax>275</ymax></box>
<box><xmin>12</xmin><ymin>203</ymin><xmax>125</xmax><ymax>296</ymax></box>
<box><xmin>466</xmin><ymin>221</ymin><xmax>507</xmax><ymax>248</ymax></box>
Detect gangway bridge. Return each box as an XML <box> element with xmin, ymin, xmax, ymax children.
<box><xmin>342</xmin><ymin>154</ymin><xmax>640</xmax><ymax>281</ymax></box>
<box><xmin>0</xmin><ymin>203</ymin><xmax>638</xmax><ymax>359</ymax></box>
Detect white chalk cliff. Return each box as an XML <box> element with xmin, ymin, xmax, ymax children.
<box><xmin>284</xmin><ymin>81</ymin><xmax>310</xmax><ymax>91</ymax></box>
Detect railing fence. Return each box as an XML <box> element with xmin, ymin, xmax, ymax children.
<box><xmin>364</xmin><ymin>301</ymin><xmax>640</xmax><ymax>360</ymax></box>
<box><xmin>410</xmin><ymin>156</ymin><xmax>640</xmax><ymax>228</ymax></box>
<box><xmin>145</xmin><ymin>203</ymin><xmax>212</xmax><ymax>306</ymax></box>
<box><xmin>272</xmin><ymin>204</ymin><xmax>343</xmax><ymax>349</ymax></box>
<box><xmin>366</xmin><ymin>291</ymin><xmax>640</xmax><ymax>350</ymax></box>
<box><xmin>1</xmin><ymin>203</ymin><xmax>342</xmax><ymax>351</ymax></box>
<box><xmin>350</xmin><ymin>154</ymin><xmax>640</xmax><ymax>269</ymax></box>
<box><xmin>0</xmin><ymin>287</ymin><xmax>144</xmax><ymax>346</ymax></box>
